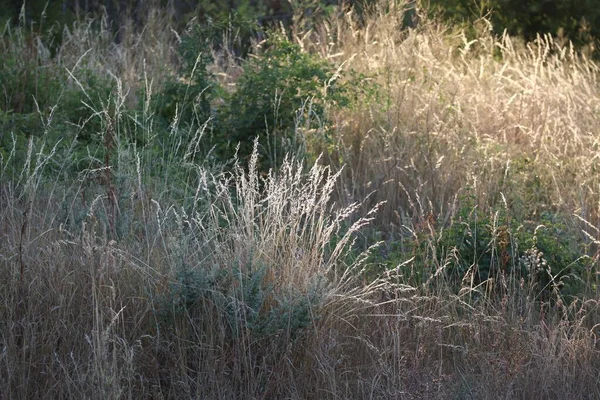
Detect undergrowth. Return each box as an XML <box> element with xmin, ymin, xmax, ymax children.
<box><xmin>1</xmin><ymin>1</ymin><xmax>600</xmax><ymax>399</ymax></box>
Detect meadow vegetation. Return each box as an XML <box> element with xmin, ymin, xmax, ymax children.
<box><xmin>2</xmin><ymin>1</ymin><xmax>600</xmax><ymax>398</ymax></box>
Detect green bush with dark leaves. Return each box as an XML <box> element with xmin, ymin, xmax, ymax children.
<box><xmin>436</xmin><ymin>205</ymin><xmax>591</xmax><ymax>302</ymax></box>
<box><xmin>0</xmin><ymin>24</ymin><xmax>114</xmax><ymax>175</ymax></box>
<box><xmin>153</xmin><ymin>24</ymin><xmax>216</xmax><ymax>130</ymax></box>
<box><xmin>217</xmin><ymin>35</ymin><xmax>353</xmax><ymax>170</ymax></box>
<box><xmin>429</xmin><ymin>0</ymin><xmax>600</xmax><ymax>50</ymax></box>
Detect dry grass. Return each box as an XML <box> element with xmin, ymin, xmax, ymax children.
<box><xmin>304</xmin><ymin>3</ymin><xmax>600</xmax><ymax>228</ymax></box>
<box><xmin>2</xmin><ymin>1</ymin><xmax>600</xmax><ymax>399</ymax></box>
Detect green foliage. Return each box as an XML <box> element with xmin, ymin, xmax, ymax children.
<box><xmin>195</xmin><ymin>0</ymin><xmax>291</xmax><ymax>24</ymax></box>
<box><xmin>428</xmin><ymin>0</ymin><xmax>600</xmax><ymax>49</ymax></box>
<box><xmin>377</xmin><ymin>192</ymin><xmax>591</xmax><ymax>302</ymax></box>
<box><xmin>515</xmin><ymin>214</ymin><xmax>591</xmax><ymax>301</ymax></box>
<box><xmin>437</xmin><ymin>203</ymin><xmax>591</xmax><ymax>301</ymax></box>
<box><xmin>61</xmin><ymin>68</ymin><xmax>115</xmax><ymax>145</ymax></box>
<box><xmin>152</xmin><ymin>25</ymin><xmax>375</xmax><ymax>170</ymax></box>
<box><xmin>160</xmin><ymin>257</ymin><xmax>321</xmax><ymax>344</ymax></box>
<box><xmin>218</xmin><ymin>35</ymin><xmax>352</xmax><ymax>170</ymax></box>
<box><xmin>437</xmin><ymin>206</ymin><xmax>508</xmax><ymax>286</ymax></box>
<box><xmin>153</xmin><ymin>23</ymin><xmax>216</xmax><ymax>129</ymax></box>
<box><xmin>225</xmin><ymin>262</ymin><xmax>319</xmax><ymax>339</ymax></box>
<box><xmin>0</xmin><ymin>22</ymin><xmax>114</xmax><ymax>174</ymax></box>
<box><xmin>0</xmin><ymin>35</ymin><xmax>61</xmax><ymax>117</ymax></box>
<box><xmin>149</xmin><ymin>20</ymin><xmax>228</xmax><ymax>168</ymax></box>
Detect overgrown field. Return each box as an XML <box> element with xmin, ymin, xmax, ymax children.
<box><xmin>2</xmin><ymin>2</ymin><xmax>600</xmax><ymax>398</ymax></box>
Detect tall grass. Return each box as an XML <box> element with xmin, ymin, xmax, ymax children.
<box><xmin>2</xmin><ymin>1</ymin><xmax>600</xmax><ymax>398</ymax></box>
<box><xmin>305</xmin><ymin>3</ymin><xmax>600</xmax><ymax>225</ymax></box>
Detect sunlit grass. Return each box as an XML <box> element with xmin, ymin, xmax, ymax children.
<box><xmin>1</xmin><ymin>1</ymin><xmax>600</xmax><ymax>398</ymax></box>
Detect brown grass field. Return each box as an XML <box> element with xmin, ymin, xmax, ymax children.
<box><xmin>2</xmin><ymin>1</ymin><xmax>600</xmax><ymax>398</ymax></box>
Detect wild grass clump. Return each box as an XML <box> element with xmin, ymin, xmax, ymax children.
<box><xmin>0</xmin><ymin>77</ymin><xmax>388</xmax><ymax>396</ymax></box>
<box><xmin>299</xmin><ymin>1</ymin><xmax>600</xmax><ymax>289</ymax></box>
<box><xmin>2</xmin><ymin>0</ymin><xmax>600</xmax><ymax>398</ymax></box>
<box><xmin>306</xmin><ymin>3</ymin><xmax>600</xmax><ymax>224</ymax></box>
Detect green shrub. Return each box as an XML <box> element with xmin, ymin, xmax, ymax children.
<box><xmin>428</xmin><ymin>0</ymin><xmax>600</xmax><ymax>50</ymax></box>
<box><xmin>218</xmin><ymin>35</ymin><xmax>353</xmax><ymax>170</ymax></box>
<box><xmin>0</xmin><ymin>27</ymin><xmax>60</xmax><ymax>117</ymax></box>
<box><xmin>146</xmin><ymin>21</ymin><xmax>224</xmax><ymax>171</ymax></box>
<box><xmin>436</xmin><ymin>205</ymin><xmax>591</xmax><ymax>301</ymax></box>
<box><xmin>60</xmin><ymin>68</ymin><xmax>115</xmax><ymax>145</ymax></box>
<box><xmin>153</xmin><ymin>23</ymin><xmax>216</xmax><ymax>129</ymax></box>
<box><xmin>515</xmin><ymin>213</ymin><xmax>591</xmax><ymax>301</ymax></box>
<box><xmin>380</xmin><ymin>194</ymin><xmax>591</xmax><ymax>303</ymax></box>
<box><xmin>0</xmin><ymin>21</ymin><xmax>115</xmax><ymax>165</ymax></box>
<box><xmin>163</xmin><ymin>258</ymin><xmax>320</xmax><ymax>344</ymax></box>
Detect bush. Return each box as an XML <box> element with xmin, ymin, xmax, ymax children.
<box><xmin>378</xmin><ymin>191</ymin><xmax>591</xmax><ymax>303</ymax></box>
<box><xmin>0</xmin><ymin>22</ymin><xmax>115</xmax><ymax>177</ymax></box>
<box><xmin>435</xmin><ymin>204</ymin><xmax>591</xmax><ymax>301</ymax></box>
<box><xmin>153</xmin><ymin>23</ymin><xmax>216</xmax><ymax>130</ymax></box>
<box><xmin>163</xmin><ymin>257</ymin><xmax>322</xmax><ymax>344</ymax></box>
<box><xmin>218</xmin><ymin>35</ymin><xmax>353</xmax><ymax>170</ymax></box>
<box><xmin>428</xmin><ymin>0</ymin><xmax>600</xmax><ymax>49</ymax></box>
